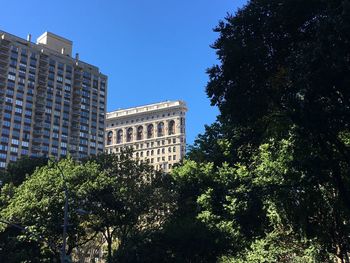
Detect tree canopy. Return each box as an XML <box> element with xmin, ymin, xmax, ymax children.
<box><xmin>194</xmin><ymin>0</ymin><xmax>350</xmax><ymax>261</ymax></box>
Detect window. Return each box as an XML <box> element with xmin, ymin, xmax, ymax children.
<box><xmin>157</xmin><ymin>122</ymin><xmax>164</xmax><ymax>137</ymax></box>
<box><xmin>137</xmin><ymin>126</ymin><xmax>143</xmax><ymax>140</ymax></box>
<box><xmin>10</xmin><ymin>146</ymin><xmax>18</xmax><ymax>153</ymax></box>
<box><xmin>3</xmin><ymin>121</ymin><xmax>10</xmax><ymax>127</ymax></box>
<box><xmin>117</xmin><ymin>130</ymin><xmax>123</xmax><ymax>144</ymax></box>
<box><xmin>147</xmin><ymin>124</ymin><xmax>154</xmax><ymax>138</ymax></box>
<box><xmin>126</xmin><ymin>128</ymin><xmax>133</xmax><ymax>142</ymax></box>
<box><xmin>7</xmin><ymin>74</ymin><xmax>15</xmax><ymax>81</ymax></box>
<box><xmin>107</xmin><ymin>131</ymin><xmax>113</xmax><ymax>145</ymax></box>
<box><xmin>168</xmin><ymin>120</ymin><xmax>175</xmax><ymax>135</ymax></box>
<box><xmin>0</xmin><ymin>145</ymin><xmax>8</xmax><ymax>151</ymax></box>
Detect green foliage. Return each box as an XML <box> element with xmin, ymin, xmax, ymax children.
<box><xmin>0</xmin><ymin>157</ymin><xmax>101</xmax><ymax>260</ymax></box>
<box><xmin>83</xmin><ymin>150</ymin><xmax>176</xmax><ymax>262</ymax></box>
<box><xmin>219</xmin><ymin>230</ymin><xmax>332</xmax><ymax>263</ymax></box>
<box><xmin>0</xmin><ymin>156</ymin><xmax>48</xmax><ymax>187</ymax></box>
<box><xmin>187</xmin><ymin>122</ymin><xmax>234</xmax><ymax>166</ymax></box>
<box><xmin>0</xmin><ymin>151</ymin><xmax>176</xmax><ymax>262</ymax></box>
<box><xmin>186</xmin><ymin>0</ymin><xmax>350</xmax><ymax>261</ymax></box>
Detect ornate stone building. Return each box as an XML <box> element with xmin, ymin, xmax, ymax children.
<box><xmin>105</xmin><ymin>100</ymin><xmax>187</xmax><ymax>171</ymax></box>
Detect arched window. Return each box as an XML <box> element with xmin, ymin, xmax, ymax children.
<box><xmin>168</xmin><ymin>120</ymin><xmax>175</xmax><ymax>135</ymax></box>
<box><xmin>147</xmin><ymin>124</ymin><xmax>154</xmax><ymax>138</ymax></box>
<box><xmin>126</xmin><ymin>127</ymin><xmax>133</xmax><ymax>142</ymax></box>
<box><xmin>157</xmin><ymin>122</ymin><xmax>164</xmax><ymax>137</ymax></box>
<box><xmin>117</xmin><ymin>130</ymin><xmax>123</xmax><ymax>144</ymax></box>
<box><xmin>137</xmin><ymin>126</ymin><xmax>143</xmax><ymax>140</ymax></box>
<box><xmin>107</xmin><ymin>131</ymin><xmax>113</xmax><ymax>145</ymax></box>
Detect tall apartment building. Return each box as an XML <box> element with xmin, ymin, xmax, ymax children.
<box><xmin>105</xmin><ymin>101</ymin><xmax>187</xmax><ymax>171</ymax></box>
<box><xmin>0</xmin><ymin>30</ymin><xmax>107</xmax><ymax>167</ymax></box>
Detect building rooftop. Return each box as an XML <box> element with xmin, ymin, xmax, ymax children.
<box><xmin>0</xmin><ymin>29</ymin><xmax>103</xmax><ymax>73</ymax></box>
<box><xmin>106</xmin><ymin>100</ymin><xmax>187</xmax><ymax>119</ymax></box>
<box><xmin>37</xmin><ymin>31</ymin><xmax>73</xmax><ymax>56</ymax></box>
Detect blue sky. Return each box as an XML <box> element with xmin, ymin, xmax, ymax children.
<box><xmin>1</xmin><ymin>0</ymin><xmax>246</xmax><ymax>145</ymax></box>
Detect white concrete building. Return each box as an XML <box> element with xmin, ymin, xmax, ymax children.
<box><xmin>105</xmin><ymin>100</ymin><xmax>187</xmax><ymax>171</ymax></box>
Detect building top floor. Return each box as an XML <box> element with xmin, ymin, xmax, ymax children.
<box><xmin>0</xmin><ymin>30</ymin><xmax>105</xmax><ymax>76</ymax></box>
<box><xmin>106</xmin><ymin>100</ymin><xmax>187</xmax><ymax>120</ymax></box>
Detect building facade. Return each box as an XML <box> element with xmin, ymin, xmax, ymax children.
<box><xmin>105</xmin><ymin>101</ymin><xmax>187</xmax><ymax>171</ymax></box>
<box><xmin>0</xmin><ymin>30</ymin><xmax>107</xmax><ymax>167</ymax></box>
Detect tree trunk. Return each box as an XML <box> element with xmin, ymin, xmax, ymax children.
<box><xmin>105</xmin><ymin>227</ymin><xmax>113</xmax><ymax>263</ymax></box>
<box><xmin>319</xmin><ymin>137</ymin><xmax>350</xmax><ymax>211</ymax></box>
<box><xmin>336</xmin><ymin>244</ymin><xmax>345</xmax><ymax>263</ymax></box>
<box><xmin>107</xmin><ymin>240</ymin><xmax>112</xmax><ymax>263</ymax></box>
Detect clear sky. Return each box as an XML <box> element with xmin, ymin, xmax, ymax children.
<box><xmin>1</xmin><ymin>0</ymin><xmax>247</xmax><ymax>145</ymax></box>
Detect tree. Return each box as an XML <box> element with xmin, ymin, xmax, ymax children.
<box><xmin>0</xmin><ymin>157</ymin><xmax>101</xmax><ymax>261</ymax></box>
<box><xmin>108</xmin><ymin>159</ymin><xmax>232</xmax><ymax>263</ymax></box>
<box><xmin>202</xmin><ymin>0</ymin><xmax>350</xmax><ymax>261</ymax></box>
<box><xmin>0</xmin><ymin>156</ymin><xmax>49</xmax><ymax>187</ymax></box>
<box><xmin>187</xmin><ymin>122</ymin><xmax>234</xmax><ymax>166</ymax></box>
<box><xmin>83</xmin><ymin>150</ymin><xmax>176</xmax><ymax>262</ymax></box>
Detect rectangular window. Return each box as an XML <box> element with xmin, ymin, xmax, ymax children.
<box><xmin>0</xmin><ymin>145</ymin><xmax>8</xmax><ymax>151</ymax></box>
<box><xmin>3</xmin><ymin>121</ymin><xmax>10</xmax><ymax>127</ymax></box>
<box><xmin>7</xmin><ymin>74</ymin><xmax>16</xmax><ymax>81</ymax></box>
<box><xmin>10</xmin><ymin>146</ymin><xmax>18</xmax><ymax>153</ymax></box>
